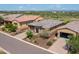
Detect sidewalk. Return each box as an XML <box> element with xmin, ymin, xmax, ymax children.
<box><xmin>14</xmin><ymin>32</ymin><xmax>26</xmax><ymax>39</ymax></box>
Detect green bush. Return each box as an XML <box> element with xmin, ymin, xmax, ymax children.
<box><xmin>1</xmin><ymin>27</ymin><xmax>5</xmax><ymax>31</ymax></box>
<box><xmin>40</xmin><ymin>30</ymin><xmax>50</xmax><ymax>39</ymax></box>
<box><xmin>47</xmin><ymin>41</ymin><xmax>53</xmax><ymax>46</ymax></box>
<box><xmin>4</xmin><ymin>23</ymin><xmax>17</xmax><ymax>32</ymax></box>
<box><xmin>63</xmin><ymin>19</ymin><xmax>70</xmax><ymax>24</ymax></box>
<box><xmin>67</xmin><ymin>35</ymin><xmax>79</xmax><ymax>54</ymax></box>
<box><xmin>0</xmin><ymin>16</ymin><xmax>4</xmax><ymax>21</ymax></box>
<box><xmin>0</xmin><ymin>16</ymin><xmax>4</xmax><ymax>25</ymax></box>
<box><xmin>26</xmin><ymin>30</ymin><xmax>33</xmax><ymax>39</ymax></box>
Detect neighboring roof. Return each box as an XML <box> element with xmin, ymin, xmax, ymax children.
<box><xmin>28</xmin><ymin>19</ymin><xmax>63</xmax><ymax>29</ymax></box>
<box><xmin>15</xmin><ymin>15</ymin><xmax>43</xmax><ymax>23</ymax></box>
<box><xmin>4</xmin><ymin>14</ymin><xmax>22</xmax><ymax>21</ymax></box>
<box><xmin>59</xmin><ymin>20</ymin><xmax>79</xmax><ymax>33</ymax></box>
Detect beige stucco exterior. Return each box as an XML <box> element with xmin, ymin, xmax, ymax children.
<box><xmin>12</xmin><ymin>21</ymin><xmax>28</xmax><ymax>28</ymax></box>
<box><xmin>12</xmin><ymin>21</ymin><xmax>20</xmax><ymax>28</ymax></box>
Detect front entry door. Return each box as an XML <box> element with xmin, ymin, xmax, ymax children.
<box><xmin>36</xmin><ymin>27</ymin><xmax>39</xmax><ymax>33</ymax></box>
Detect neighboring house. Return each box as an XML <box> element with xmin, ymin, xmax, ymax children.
<box><xmin>3</xmin><ymin>14</ymin><xmax>43</xmax><ymax>28</ymax></box>
<box><xmin>3</xmin><ymin>14</ymin><xmax>22</xmax><ymax>23</ymax></box>
<box><xmin>56</xmin><ymin>20</ymin><xmax>79</xmax><ymax>39</ymax></box>
<box><xmin>13</xmin><ymin>15</ymin><xmax>43</xmax><ymax>28</ymax></box>
<box><xmin>28</xmin><ymin>19</ymin><xmax>64</xmax><ymax>33</ymax></box>
<box><xmin>2</xmin><ymin>14</ymin><xmax>43</xmax><ymax>31</ymax></box>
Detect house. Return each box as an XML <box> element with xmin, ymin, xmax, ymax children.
<box><xmin>56</xmin><ymin>20</ymin><xmax>79</xmax><ymax>39</ymax></box>
<box><xmin>12</xmin><ymin>15</ymin><xmax>43</xmax><ymax>31</ymax></box>
<box><xmin>13</xmin><ymin>15</ymin><xmax>43</xmax><ymax>27</ymax></box>
<box><xmin>3</xmin><ymin>14</ymin><xmax>43</xmax><ymax>29</ymax></box>
<box><xmin>28</xmin><ymin>19</ymin><xmax>64</xmax><ymax>33</ymax></box>
<box><xmin>3</xmin><ymin>14</ymin><xmax>22</xmax><ymax>23</ymax></box>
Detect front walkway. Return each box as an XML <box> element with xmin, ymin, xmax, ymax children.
<box><xmin>14</xmin><ymin>32</ymin><xmax>26</xmax><ymax>39</ymax></box>
<box><xmin>48</xmin><ymin>38</ymin><xmax>67</xmax><ymax>54</ymax></box>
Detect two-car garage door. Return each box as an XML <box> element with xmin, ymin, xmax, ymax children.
<box><xmin>60</xmin><ymin>32</ymin><xmax>73</xmax><ymax>39</ymax></box>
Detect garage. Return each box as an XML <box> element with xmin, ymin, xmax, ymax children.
<box><xmin>60</xmin><ymin>32</ymin><xmax>73</xmax><ymax>39</ymax></box>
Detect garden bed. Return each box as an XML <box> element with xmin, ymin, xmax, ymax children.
<box><xmin>23</xmin><ymin>34</ymin><xmax>56</xmax><ymax>49</ymax></box>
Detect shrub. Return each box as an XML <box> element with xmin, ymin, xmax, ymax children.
<box><xmin>4</xmin><ymin>23</ymin><xmax>17</xmax><ymax>32</ymax></box>
<box><xmin>0</xmin><ymin>16</ymin><xmax>4</xmax><ymax>25</ymax></box>
<box><xmin>47</xmin><ymin>41</ymin><xmax>53</xmax><ymax>46</ymax></box>
<box><xmin>63</xmin><ymin>19</ymin><xmax>70</xmax><ymax>24</ymax></box>
<box><xmin>1</xmin><ymin>27</ymin><xmax>5</xmax><ymax>31</ymax></box>
<box><xmin>40</xmin><ymin>30</ymin><xmax>50</xmax><ymax>39</ymax></box>
<box><xmin>67</xmin><ymin>35</ymin><xmax>79</xmax><ymax>54</ymax></box>
<box><xmin>26</xmin><ymin>30</ymin><xmax>33</xmax><ymax>39</ymax></box>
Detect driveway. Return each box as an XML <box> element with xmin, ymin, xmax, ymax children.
<box><xmin>48</xmin><ymin>38</ymin><xmax>67</xmax><ymax>54</ymax></box>
<box><xmin>0</xmin><ymin>32</ymin><xmax>53</xmax><ymax>54</ymax></box>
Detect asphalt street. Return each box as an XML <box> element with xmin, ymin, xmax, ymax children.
<box><xmin>0</xmin><ymin>32</ymin><xmax>52</xmax><ymax>54</ymax></box>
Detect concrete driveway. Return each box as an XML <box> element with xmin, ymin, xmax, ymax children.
<box><xmin>48</xmin><ymin>38</ymin><xmax>67</xmax><ymax>54</ymax></box>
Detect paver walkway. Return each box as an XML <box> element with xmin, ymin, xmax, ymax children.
<box><xmin>48</xmin><ymin>38</ymin><xmax>67</xmax><ymax>54</ymax></box>
<box><xmin>14</xmin><ymin>32</ymin><xmax>26</xmax><ymax>39</ymax></box>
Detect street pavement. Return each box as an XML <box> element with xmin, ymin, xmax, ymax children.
<box><xmin>0</xmin><ymin>32</ymin><xmax>53</xmax><ymax>54</ymax></box>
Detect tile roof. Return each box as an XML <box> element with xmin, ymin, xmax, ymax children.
<box><xmin>4</xmin><ymin>14</ymin><xmax>22</xmax><ymax>21</ymax></box>
<box><xmin>15</xmin><ymin>15</ymin><xmax>42</xmax><ymax>22</ymax></box>
<box><xmin>28</xmin><ymin>19</ymin><xmax>63</xmax><ymax>29</ymax></box>
<box><xmin>59</xmin><ymin>20</ymin><xmax>79</xmax><ymax>33</ymax></box>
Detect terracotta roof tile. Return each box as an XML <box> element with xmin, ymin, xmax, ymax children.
<box><xmin>4</xmin><ymin>14</ymin><xmax>22</xmax><ymax>21</ymax></box>
<box><xmin>15</xmin><ymin>15</ymin><xmax>42</xmax><ymax>22</ymax></box>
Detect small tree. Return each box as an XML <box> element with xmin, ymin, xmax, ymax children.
<box><xmin>66</xmin><ymin>35</ymin><xmax>79</xmax><ymax>54</ymax></box>
<box><xmin>0</xmin><ymin>16</ymin><xmax>4</xmax><ymax>20</ymax></box>
<box><xmin>26</xmin><ymin>30</ymin><xmax>33</xmax><ymax>39</ymax></box>
<box><xmin>0</xmin><ymin>16</ymin><xmax>4</xmax><ymax>25</ymax></box>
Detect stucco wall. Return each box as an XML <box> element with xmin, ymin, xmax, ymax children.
<box><xmin>12</xmin><ymin>21</ymin><xmax>20</xmax><ymax>28</ymax></box>
<box><xmin>12</xmin><ymin>21</ymin><xmax>28</xmax><ymax>28</ymax></box>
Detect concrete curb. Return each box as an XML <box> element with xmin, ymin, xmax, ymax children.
<box><xmin>0</xmin><ymin>46</ymin><xmax>10</xmax><ymax>54</ymax></box>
